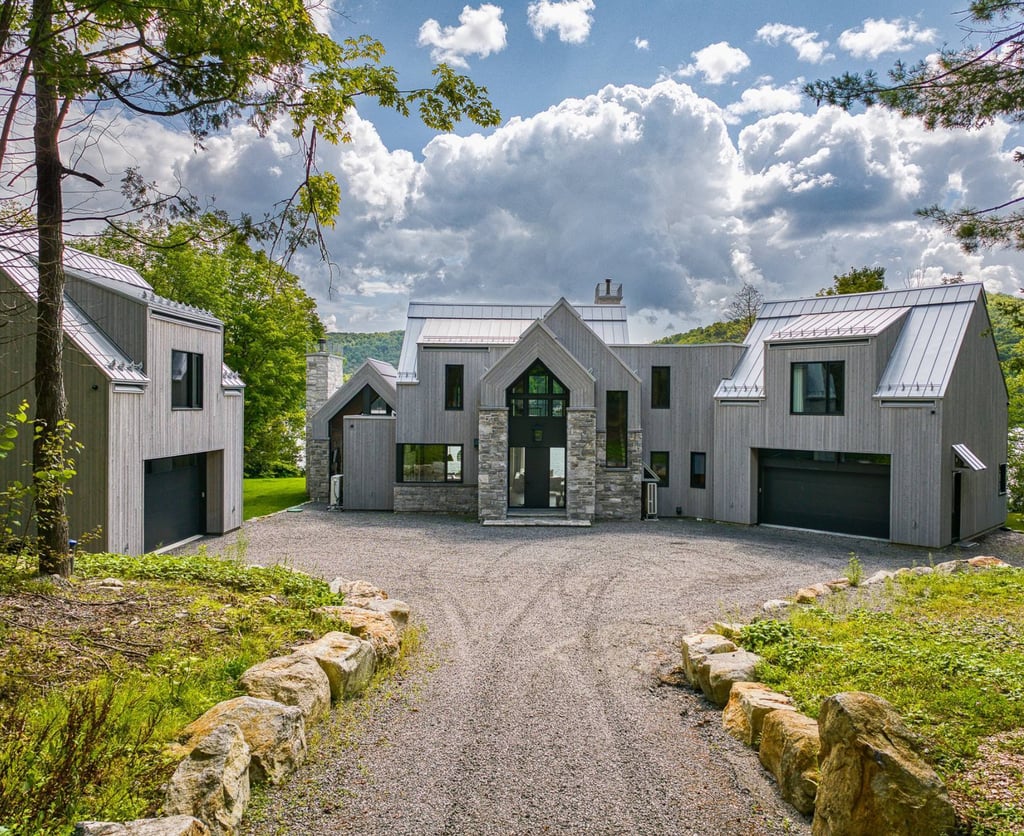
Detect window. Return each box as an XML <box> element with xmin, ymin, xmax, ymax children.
<box><xmin>445</xmin><ymin>364</ymin><xmax>464</xmax><ymax>411</ymax></box>
<box><xmin>171</xmin><ymin>350</ymin><xmax>203</xmax><ymax>409</ymax></box>
<box><xmin>690</xmin><ymin>451</ymin><xmax>706</xmax><ymax>489</ymax></box>
<box><xmin>650</xmin><ymin>451</ymin><xmax>669</xmax><ymax>487</ymax></box>
<box><xmin>1000</xmin><ymin>463</ymin><xmax>1008</xmax><ymax>495</ymax></box>
<box><xmin>651</xmin><ymin>366</ymin><xmax>670</xmax><ymax>409</ymax></box>
<box><xmin>606</xmin><ymin>390</ymin><xmax>628</xmax><ymax>468</ymax></box>
<box><xmin>791</xmin><ymin>361</ymin><xmax>844</xmax><ymax>415</ymax></box>
<box><xmin>399</xmin><ymin>444</ymin><xmax>463</xmax><ymax>483</ymax></box>
<box><xmin>507</xmin><ymin>361</ymin><xmax>568</xmax><ymax>417</ymax></box>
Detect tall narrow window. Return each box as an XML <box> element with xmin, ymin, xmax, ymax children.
<box><xmin>171</xmin><ymin>350</ymin><xmax>203</xmax><ymax>409</ymax></box>
<box><xmin>690</xmin><ymin>451</ymin><xmax>706</xmax><ymax>489</ymax></box>
<box><xmin>791</xmin><ymin>361</ymin><xmax>844</xmax><ymax>414</ymax></box>
<box><xmin>650</xmin><ymin>451</ymin><xmax>669</xmax><ymax>487</ymax></box>
<box><xmin>606</xmin><ymin>390</ymin><xmax>628</xmax><ymax>468</ymax></box>
<box><xmin>651</xmin><ymin>366</ymin><xmax>670</xmax><ymax>409</ymax></box>
<box><xmin>445</xmin><ymin>364</ymin><xmax>464</xmax><ymax>411</ymax></box>
<box><xmin>1000</xmin><ymin>463</ymin><xmax>1008</xmax><ymax>496</ymax></box>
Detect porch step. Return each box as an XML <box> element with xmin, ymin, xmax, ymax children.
<box><xmin>482</xmin><ymin>517</ymin><xmax>591</xmax><ymax>527</ymax></box>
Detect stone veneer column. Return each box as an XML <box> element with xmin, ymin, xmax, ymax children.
<box><xmin>305</xmin><ymin>349</ymin><xmax>343</xmax><ymax>502</ymax></box>
<box><xmin>477</xmin><ymin>407</ymin><xmax>509</xmax><ymax>520</ymax></box>
<box><xmin>594</xmin><ymin>429</ymin><xmax>643</xmax><ymax>519</ymax></box>
<box><xmin>566</xmin><ymin>409</ymin><xmax>597</xmax><ymax>522</ymax></box>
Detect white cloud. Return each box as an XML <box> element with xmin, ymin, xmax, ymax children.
<box><xmin>418</xmin><ymin>4</ymin><xmax>507</xmax><ymax>68</ymax></box>
<box><xmin>725</xmin><ymin>83</ymin><xmax>804</xmax><ymax>123</ymax></box>
<box><xmin>62</xmin><ymin>80</ymin><xmax>1024</xmax><ymax>341</ymax></box>
<box><xmin>527</xmin><ymin>0</ymin><xmax>595</xmax><ymax>45</ymax></box>
<box><xmin>755</xmin><ymin>23</ymin><xmax>832</xmax><ymax>64</ymax></box>
<box><xmin>676</xmin><ymin>42</ymin><xmax>751</xmax><ymax>85</ymax></box>
<box><xmin>838</xmin><ymin>18</ymin><xmax>938</xmax><ymax>60</ymax></box>
<box><xmin>634</xmin><ymin>36</ymin><xmax>649</xmax><ymax>51</ymax></box>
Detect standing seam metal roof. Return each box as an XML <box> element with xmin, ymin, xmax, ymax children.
<box><xmin>715</xmin><ymin>284</ymin><xmax>984</xmax><ymax>400</ymax></box>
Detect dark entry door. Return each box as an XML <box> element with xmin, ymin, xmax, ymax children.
<box><xmin>952</xmin><ymin>471</ymin><xmax>962</xmax><ymax>542</ymax></box>
<box><xmin>144</xmin><ymin>453</ymin><xmax>206</xmax><ymax>550</ymax></box>
<box><xmin>524</xmin><ymin>447</ymin><xmax>550</xmax><ymax>508</ymax></box>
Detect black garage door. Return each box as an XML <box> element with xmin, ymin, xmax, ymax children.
<box><xmin>144</xmin><ymin>453</ymin><xmax>207</xmax><ymax>551</ymax></box>
<box><xmin>758</xmin><ymin>449</ymin><xmax>891</xmax><ymax>539</ymax></box>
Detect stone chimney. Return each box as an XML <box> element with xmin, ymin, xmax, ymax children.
<box><xmin>595</xmin><ymin>279</ymin><xmax>623</xmax><ymax>305</ymax></box>
<box><xmin>305</xmin><ymin>339</ymin><xmax>343</xmax><ymax>501</ymax></box>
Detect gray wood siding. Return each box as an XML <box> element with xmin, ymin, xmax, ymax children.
<box><xmin>397</xmin><ymin>348</ymin><xmax>491</xmax><ymax>484</ymax></box>
<box><xmin>65</xmin><ymin>276</ymin><xmax>148</xmax><ymax>365</ymax></box>
<box><xmin>941</xmin><ymin>301</ymin><xmax>1008</xmax><ymax>542</ymax></box>
<box><xmin>105</xmin><ymin>387</ymin><xmax>145</xmax><ymax>553</ymax></box>
<box><xmin>545</xmin><ymin>305</ymin><xmax>642</xmax><ymax>427</ymax></box>
<box><xmin>618</xmin><ymin>344</ymin><xmax>744</xmax><ymax>518</ymax></box>
<box><xmin>343</xmin><ymin>416</ymin><xmax>396</xmax><ymax>510</ymax></box>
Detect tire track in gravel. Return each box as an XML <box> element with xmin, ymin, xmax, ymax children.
<box><xmin>215</xmin><ymin>511</ymin><xmax>996</xmax><ymax>836</ymax></box>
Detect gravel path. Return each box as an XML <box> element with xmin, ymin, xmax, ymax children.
<box><xmin>195</xmin><ymin>509</ymin><xmax>1023</xmax><ymax>835</ymax></box>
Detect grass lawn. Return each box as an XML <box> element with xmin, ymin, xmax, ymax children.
<box><xmin>740</xmin><ymin>565</ymin><xmax>1024</xmax><ymax>834</ymax></box>
<box><xmin>1008</xmin><ymin>512</ymin><xmax>1024</xmax><ymax>531</ymax></box>
<box><xmin>243</xmin><ymin>476</ymin><xmax>307</xmax><ymax>520</ymax></box>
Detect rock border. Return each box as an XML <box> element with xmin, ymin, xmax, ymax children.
<box><xmin>675</xmin><ymin>555</ymin><xmax>1012</xmax><ymax>835</ymax></box>
<box><xmin>75</xmin><ymin>577</ymin><xmax>409</xmax><ymax>836</ymax></box>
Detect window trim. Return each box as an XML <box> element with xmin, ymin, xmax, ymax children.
<box><xmin>171</xmin><ymin>350</ymin><xmax>203</xmax><ymax>410</ymax></box>
<box><xmin>650</xmin><ymin>451</ymin><xmax>670</xmax><ymax>487</ymax></box>
<box><xmin>397</xmin><ymin>443</ymin><xmax>464</xmax><ymax>484</ymax></box>
<box><xmin>791</xmin><ymin>361</ymin><xmax>845</xmax><ymax>415</ymax></box>
<box><xmin>445</xmin><ymin>364</ymin><xmax>464</xmax><ymax>411</ymax></box>
<box><xmin>690</xmin><ymin>451</ymin><xmax>706</xmax><ymax>489</ymax></box>
<box><xmin>651</xmin><ymin>366</ymin><xmax>671</xmax><ymax>409</ymax></box>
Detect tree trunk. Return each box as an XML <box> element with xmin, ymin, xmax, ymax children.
<box><xmin>31</xmin><ymin>0</ymin><xmax>71</xmax><ymax>576</ymax></box>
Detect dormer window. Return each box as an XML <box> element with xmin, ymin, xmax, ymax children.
<box><xmin>791</xmin><ymin>361</ymin><xmax>843</xmax><ymax>415</ymax></box>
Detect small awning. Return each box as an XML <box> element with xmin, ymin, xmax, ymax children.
<box><xmin>953</xmin><ymin>443</ymin><xmax>986</xmax><ymax>471</ymax></box>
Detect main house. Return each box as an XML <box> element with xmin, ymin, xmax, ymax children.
<box><xmin>0</xmin><ymin>231</ymin><xmax>244</xmax><ymax>554</ymax></box>
<box><xmin>307</xmin><ymin>281</ymin><xmax>1007</xmax><ymax>548</ymax></box>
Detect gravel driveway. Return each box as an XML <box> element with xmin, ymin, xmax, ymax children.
<box><xmin>196</xmin><ymin>509</ymin><xmax>1022</xmax><ymax>835</ymax></box>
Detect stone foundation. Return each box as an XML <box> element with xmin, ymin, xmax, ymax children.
<box><xmin>395</xmin><ymin>485</ymin><xmax>478</xmax><ymax>514</ymax></box>
<box><xmin>594</xmin><ymin>430</ymin><xmax>642</xmax><ymax>520</ymax></box>
<box><xmin>305</xmin><ymin>439</ymin><xmax>330</xmax><ymax>503</ymax></box>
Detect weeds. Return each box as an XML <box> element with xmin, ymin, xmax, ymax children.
<box><xmin>845</xmin><ymin>553</ymin><xmax>863</xmax><ymax>587</ymax></box>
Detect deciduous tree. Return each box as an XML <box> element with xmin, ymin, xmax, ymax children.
<box><xmin>817</xmin><ymin>266</ymin><xmax>886</xmax><ymax>297</ymax></box>
<box><xmin>0</xmin><ymin>0</ymin><xmax>500</xmax><ymax>573</ymax></box>
<box><xmin>724</xmin><ymin>282</ymin><xmax>764</xmax><ymax>335</ymax></box>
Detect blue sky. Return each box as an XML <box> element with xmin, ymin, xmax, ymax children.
<box><xmin>63</xmin><ymin>0</ymin><xmax>1024</xmax><ymax>340</ymax></box>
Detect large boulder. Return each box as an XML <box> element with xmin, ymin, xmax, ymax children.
<box><xmin>722</xmin><ymin>682</ymin><xmax>796</xmax><ymax>747</ymax></box>
<box><xmin>328</xmin><ymin>578</ymin><xmax>388</xmax><ymax>605</ymax></box>
<box><xmin>239</xmin><ymin>653</ymin><xmax>331</xmax><ymax>721</ymax></box>
<box><xmin>316</xmin><ymin>606</ymin><xmax>401</xmax><ymax>658</ymax></box>
<box><xmin>361</xmin><ymin>598</ymin><xmax>411</xmax><ymax>631</ymax></box>
<box><xmin>812</xmin><ymin>692</ymin><xmax>956</xmax><ymax>836</ymax></box>
<box><xmin>759</xmin><ymin>710</ymin><xmax>820</xmax><ymax>815</ymax></box>
<box><xmin>679</xmin><ymin>633</ymin><xmax>737</xmax><ymax>688</ymax></box>
<box><xmin>294</xmin><ymin>632</ymin><xmax>376</xmax><ymax>699</ymax></box>
<box><xmin>75</xmin><ymin>819</ymin><xmax>210</xmax><ymax>836</ymax></box>
<box><xmin>696</xmin><ymin>649</ymin><xmax>761</xmax><ymax>706</ymax></box>
<box><xmin>175</xmin><ymin>697</ymin><xmax>306</xmax><ymax>786</ymax></box>
<box><xmin>163</xmin><ymin>723</ymin><xmax>250</xmax><ymax>836</ymax></box>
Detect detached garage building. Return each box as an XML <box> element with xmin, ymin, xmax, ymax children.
<box><xmin>307</xmin><ymin>281</ymin><xmax>1007</xmax><ymax>548</ymax></box>
<box><xmin>1</xmin><ymin>231</ymin><xmax>244</xmax><ymax>554</ymax></box>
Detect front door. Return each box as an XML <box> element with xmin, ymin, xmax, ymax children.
<box><xmin>507</xmin><ymin>360</ymin><xmax>569</xmax><ymax>510</ymax></box>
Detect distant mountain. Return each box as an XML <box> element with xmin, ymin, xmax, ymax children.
<box><xmin>653</xmin><ymin>319</ymin><xmax>747</xmax><ymax>345</ymax></box>
<box><xmin>326</xmin><ymin>331</ymin><xmax>404</xmax><ymax>375</ymax></box>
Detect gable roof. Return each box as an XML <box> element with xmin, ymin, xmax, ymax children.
<box><xmin>398</xmin><ymin>300</ymin><xmax>629</xmax><ymax>380</ymax></box>
<box><xmin>309</xmin><ymin>359</ymin><xmax>398</xmax><ymax>439</ymax></box>
<box><xmin>716</xmin><ymin>283</ymin><xmax>985</xmax><ymax>400</ymax></box>
<box><xmin>0</xmin><ymin>229</ymin><xmax>237</xmax><ymax>387</ymax></box>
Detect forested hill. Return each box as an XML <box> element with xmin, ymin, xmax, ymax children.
<box><xmin>653</xmin><ymin>319</ymin><xmax>747</xmax><ymax>345</ymax></box>
<box><xmin>326</xmin><ymin>331</ymin><xmax>404</xmax><ymax>373</ymax></box>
